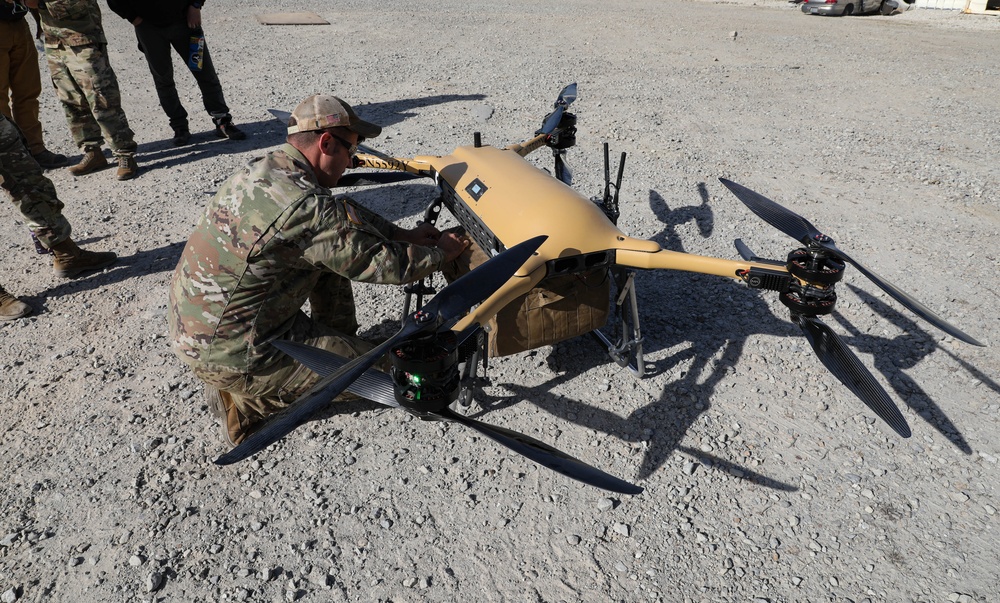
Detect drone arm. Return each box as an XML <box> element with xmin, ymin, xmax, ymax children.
<box><xmin>451</xmin><ymin>264</ymin><xmax>547</xmax><ymax>332</ymax></box>
<box><xmin>504</xmin><ymin>133</ymin><xmax>549</xmax><ymax>157</ymax></box>
<box><xmin>615</xmin><ymin>248</ymin><xmax>787</xmax><ymax>281</ymax></box>
<box><xmin>354</xmin><ymin>147</ymin><xmax>432</xmax><ymax>176</ymax></box>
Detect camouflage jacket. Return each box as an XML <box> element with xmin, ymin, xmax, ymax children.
<box><xmin>169</xmin><ymin>143</ymin><xmax>446</xmax><ymax>372</ymax></box>
<box><xmin>36</xmin><ymin>0</ymin><xmax>106</xmax><ymax>48</ymax></box>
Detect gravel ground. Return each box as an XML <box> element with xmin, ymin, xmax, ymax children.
<box><xmin>2</xmin><ymin>1</ymin><xmax>998</xmax><ymax>602</ymax></box>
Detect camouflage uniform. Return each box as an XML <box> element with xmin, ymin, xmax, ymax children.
<box><xmin>169</xmin><ymin>143</ymin><xmax>446</xmax><ymax>420</ymax></box>
<box><xmin>36</xmin><ymin>0</ymin><xmax>136</xmax><ymax>156</ymax></box>
<box><xmin>0</xmin><ymin>114</ymin><xmax>71</xmax><ymax>247</ymax></box>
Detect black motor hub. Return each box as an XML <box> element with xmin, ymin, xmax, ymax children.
<box><xmin>779</xmin><ymin>247</ymin><xmax>844</xmax><ymax>316</ymax></box>
<box><xmin>545</xmin><ymin>112</ymin><xmax>577</xmax><ymax>149</ymax></box>
<box><xmin>390</xmin><ymin>331</ymin><xmax>461</xmax><ymax>416</ymax></box>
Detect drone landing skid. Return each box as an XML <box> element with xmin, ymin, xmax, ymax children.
<box><xmin>592</xmin><ymin>268</ymin><xmax>645</xmax><ymax>378</ymax></box>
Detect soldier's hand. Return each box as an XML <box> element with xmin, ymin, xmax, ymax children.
<box><xmin>187</xmin><ymin>5</ymin><xmax>202</xmax><ymax>29</ymax></box>
<box><xmin>395</xmin><ymin>222</ymin><xmax>440</xmax><ymax>246</ymax></box>
<box><xmin>23</xmin><ymin>0</ymin><xmax>38</xmax><ymax>8</ymax></box>
<box><xmin>436</xmin><ymin>232</ymin><xmax>470</xmax><ymax>262</ymax></box>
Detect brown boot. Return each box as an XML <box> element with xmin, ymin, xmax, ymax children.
<box><xmin>115</xmin><ymin>154</ymin><xmax>139</xmax><ymax>181</ymax></box>
<box><xmin>50</xmin><ymin>238</ymin><xmax>117</xmax><ymax>279</ymax></box>
<box><xmin>0</xmin><ymin>286</ymin><xmax>32</xmax><ymax>321</ymax></box>
<box><xmin>68</xmin><ymin>146</ymin><xmax>109</xmax><ymax>176</ymax></box>
<box><xmin>206</xmin><ymin>386</ymin><xmax>257</xmax><ymax>447</ymax></box>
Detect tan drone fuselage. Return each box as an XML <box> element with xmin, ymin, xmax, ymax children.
<box><xmin>357</xmin><ymin>142</ymin><xmax>788</xmax><ymax>330</ymax></box>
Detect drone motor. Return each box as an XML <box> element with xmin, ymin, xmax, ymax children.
<box><xmin>389</xmin><ymin>331</ymin><xmax>461</xmax><ymax>416</ymax></box>
<box><xmin>779</xmin><ymin>248</ymin><xmax>844</xmax><ymax>316</ymax></box>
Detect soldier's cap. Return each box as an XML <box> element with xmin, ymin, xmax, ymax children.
<box><xmin>286</xmin><ymin>95</ymin><xmax>381</xmax><ymax>139</ymax></box>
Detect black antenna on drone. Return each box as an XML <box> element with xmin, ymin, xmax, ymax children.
<box><xmin>599</xmin><ymin>142</ymin><xmax>626</xmax><ymax>225</ymax></box>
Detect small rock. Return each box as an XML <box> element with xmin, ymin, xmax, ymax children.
<box><xmin>612</xmin><ymin>523</ymin><xmax>630</xmax><ymax>537</ymax></box>
<box><xmin>566</xmin><ymin>534</ymin><xmax>581</xmax><ymax>545</ymax></box>
<box><xmin>128</xmin><ymin>555</ymin><xmax>143</xmax><ymax>567</ymax></box>
<box><xmin>1</xmin><ymin>589</ymin><xmax>16</xmax><ymax>603</ymax></box>
<box><xmin>146</xmin><ymin>571</ymin><xmax>164</xmax><ymax>593</ymax></box>
<box><xmin>597</xmin><ymin>498</ymin><xmax>614</xmax><ymax>511</ymax></box>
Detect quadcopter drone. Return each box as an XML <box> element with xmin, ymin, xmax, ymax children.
<box><xmin>216</xmin><ymin>84</ymin><xmax>984</xmax><ymax>495</ymax></box>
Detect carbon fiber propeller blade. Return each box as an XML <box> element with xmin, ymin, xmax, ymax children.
<box><xmin>796</xmin><ymin>315</ymin><xmax>911</xmax><ymax>438</ymax></box>
<box><xmin>719</xmin><ymin>178</ymin><xmax>823</xmax><ymax>244</ymax></box>
<box><xmin>812</xmin><ymin>244</ymin><xmax>983</xmax><ymax>346</ymax></box>
<box><xmin>421</xmin><ymin>235</ymin><xmax>547</xmax><ymax>326</ymax></box>
<box><xmin>270</xmin><ymin>340</ymin><xmax>398</xmax><ymax>408</ymax></box>
<box><xmin>215</xmin><ymin>235</ymin><xmax>546</xmax><ymax>465</ymax></box>
<box><xmin>539</xmin><ymin>83</ymin><xmax>578</xmax><ymax>135</ymax></box>
<box><xmin>264</xmin><ymin>339</ymin><xmax>642</xmax><ymax>493</ymax></box>
<box><xmin>554</xmin><ymin>154</ymin><xmax>573</xmax><ymax>186</ymax></box>
<box><xmin>432</xmin><ymin>408</ymin><xmax>643</xmax><ymax>494</ymax></box>
<box><xmin>719</xmin><ymin>178</ymin><xmax>983</xmax><ymax>346</ymax></box>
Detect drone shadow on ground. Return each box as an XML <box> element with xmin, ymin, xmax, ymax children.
<box><xmin>127</xmin><ymin>94</ymin><xmax>486</xmax><ymax>175</ymax></box>
<box><xmin>472</xmin><ymin>181</ymin><xmax>979</xmax><ymax>487</ymax></box>
<box><xmin>466</xmin><ymin>183</ymin><xmax>795</xmax><ymax>489</ymax></box>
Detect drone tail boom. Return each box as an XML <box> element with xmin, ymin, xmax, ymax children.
<box><xmin>616</xmin><ymin>248</ymin><xmax>775</xmax><ymax>280</ymax></box>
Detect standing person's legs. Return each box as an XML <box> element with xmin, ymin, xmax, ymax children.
<box><xmin>69</xmin><ymin>44</ymin><xmax>137</xmax><ymax>158</ymax></box>
<box><xmin>44</xmin><ymin>45</ymin><xmax>104</xmax><ymax>153</ymax></box>
<box><xmin>160</xmin><ymin>23</ymin><xmax>244</xmax><ymax>139</ymax></box>
<box><xmin>133</xmin><ymin>23</ymin><xmax>189</xmax><ymax>133</ymax></box>
<box><xmin>1</xmin><ymin>20</ymin><xmax>44</xmax><ymax>155</ymax></box>
<box><xmin>0</xmin><ymin>116</ymin><xmax>71</xmax><ymax>248</ymax></box>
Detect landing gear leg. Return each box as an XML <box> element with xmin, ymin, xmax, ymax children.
<box><xmin>591</xmin><ymin>267</ymin><xmax>645</xmax><ymax>377</ymax></box>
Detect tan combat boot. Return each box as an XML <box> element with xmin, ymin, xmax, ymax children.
<box><xmin>116</xmin><ymin>154</ymin><xmax>139</xmax><ymax>181</ymax></box>
<box><xmin>68</xmin><ymin>146</ymin><xmax>109</xmax><ymax>176</ymax></box>
<box><xmin>0</xmin><ymin>285</ymin><xmax>32</xmax><ymax>321</ymax></box>
<box><xmin>49</xmin><ymin>238</ymin><xmax>117</xmax><ymax>278</ymax></box>
<box><xmin>206</xmin><ymin>386</ymin><xmax>257</xmax><ymax>447</ymax></box>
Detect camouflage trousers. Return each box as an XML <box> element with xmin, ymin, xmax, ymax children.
<box><xmin>45</xmin><ymin>43</ymin><xmax>137</xmax><ymax>155</ymax></box>
<box><xmin>192</xmin><ymin>275</ymin><xmax>385</xmax><ymax>423</ymax></box>
<box><xmin>0</xmin><ymin>115</ymin><xmax>71</xmax><ymax>248</ymax></box>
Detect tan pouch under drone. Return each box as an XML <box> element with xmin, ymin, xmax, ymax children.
<box><xmin>441</xmin><ymin>229</ymin><xmax>610</xmax><ymax>357</ymax></box>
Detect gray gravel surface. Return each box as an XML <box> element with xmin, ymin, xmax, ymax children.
<box><xmin>2</xmin><ymin>1</ymin><xmax>998</xmax><ymax>602</ymax></box>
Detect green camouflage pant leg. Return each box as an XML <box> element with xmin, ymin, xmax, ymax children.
<box><xmin>45</xmin><ymin>43</ymin><xmax>137</xmax><ymax>156</ymax></box>
<box><xmin>309</xmin><ymin>272</ymin><xmax>360</xmax><ymax>336</ymax></box>
<box><xmin>0</xmin><ymin>116</ymin><xmax>71</xmax><ymax>248</ymax></box>
<box><xmin>192</xmin><ymin>311</ymin><xmax>386</xmax><ymax>422</ymax></box>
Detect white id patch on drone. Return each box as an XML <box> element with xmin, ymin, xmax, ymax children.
<box><xmin>465</xmin><ymin>179</ymin><xmax>488</xmax><ymax>202</ymax></box>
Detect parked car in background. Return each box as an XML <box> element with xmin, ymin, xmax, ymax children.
<box><xmin>799</xmin><ymin>0</ymin><xmax>911</xmax><ymax>15</ymax></box>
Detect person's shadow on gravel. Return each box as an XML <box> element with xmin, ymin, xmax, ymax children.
<box><xmin>26</xmin><ymin>240</ymin><xmax>185</xmax><ymax>307</ymax></box>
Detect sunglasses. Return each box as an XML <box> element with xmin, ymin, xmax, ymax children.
<box><xmin>327</xmin><ymin>133</ymin><xmax>359</xmax><ymax>157</ymax></box>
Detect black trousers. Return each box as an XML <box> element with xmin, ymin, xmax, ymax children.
<box><xmin>133</xmin><ymin>21</ymin><xmax>230</xmax><ymax>131</ymax></box>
